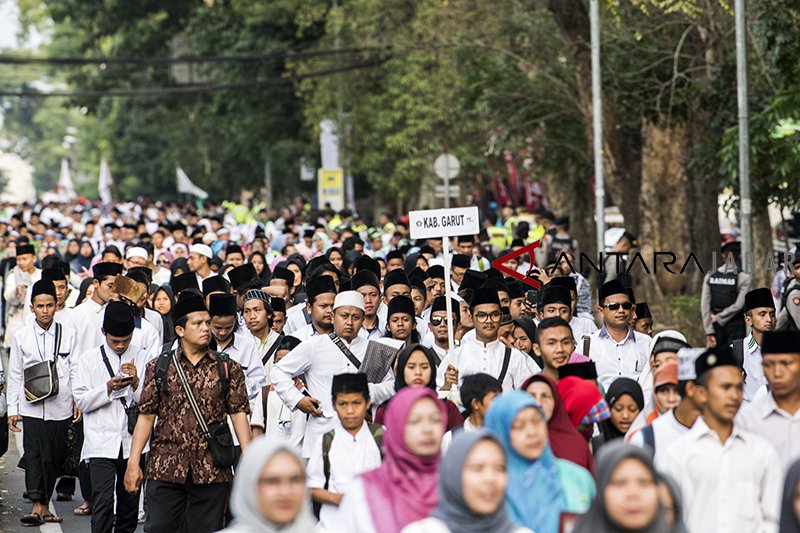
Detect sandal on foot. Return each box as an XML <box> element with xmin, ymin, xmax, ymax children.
<box><xmin>20</xmin><ymin>513</ymin><xmax>44</xmax><ymax>526</ymax></box>
<box><xmin>73</xmin><ymin>502</ymin><xmax>92</xmax><ymax>516</ymax></box>
<box><xmin>42</xmin><ymin>514</ymin><xmax>63</xmax><ymax>523</ymax></box>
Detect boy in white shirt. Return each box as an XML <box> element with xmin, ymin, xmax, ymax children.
<box><xmin>307</xmin><ymin>373</ymin><xmax>382</xmax><ymax>529</ymax></box>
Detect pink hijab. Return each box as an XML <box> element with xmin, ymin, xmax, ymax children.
<box><xmin>363</xmin><ymin>387</ymin><xmax>447</xmax><ymax>533</ymax></box>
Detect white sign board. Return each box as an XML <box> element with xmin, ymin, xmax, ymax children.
<box><xmin>409</xmin><ymin>206</ymin><xmax>480</xmax><ymax>239</ymax></box>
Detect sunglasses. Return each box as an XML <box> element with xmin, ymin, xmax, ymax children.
<box><xmin>430</xmin><ymin>315</ymin><xmax>457</xmax><ymax>326</ymax></box>
<box><xmin>603</xmin><ymin>302</ymin><xmax>633</xmax><ymax>311</ymax></box>
<box><xmin>157</xmin><ymin>259</ymin><xmax>170</xmax><ymax>265</ymax></box>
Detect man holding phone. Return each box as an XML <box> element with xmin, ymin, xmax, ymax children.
<box><xmin>73</xmin><ymin>302</ymin><xmax>151</xmax><ymax>533</ymax></box>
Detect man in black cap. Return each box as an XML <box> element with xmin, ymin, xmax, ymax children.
<box><xmin>449</xmin><ymin>254</ymin><xmax>471</xmax><ymax>292</ymax></box>
<box><xmin>73</xmin><ymin>301</ymin><xmax>148</xmax><ymax>533</ymax></box>
<box><xmin>552</xmin><ymin>251</ymin><xmax>593</xmax><ymax>317</ymax></box>
<box><xmin>386</xmin><ymin>295</ymin><xmax>418</xmax><ymax>346</ymax></box>
<box><xmin>64</xmin><ymin>262</ymin><xmax>124</xmax><ymax>362</ymax></box>
<box><xmin>293</xmin><ymin>275</ymin><xmax>338</xmax><ymax>342</ymax></box>
<box><xmin>661</xmin><ymin>345</ymin><xmax>781</xmax><ymax>533</ymax></box>
<box><xmin>352</xmin><ymin>270</ymin><xmax>385</xmax><ymax>340</ymax></box>
<box><xmin>267</xmin><ymin>266</ymin><xmax>294</xmax><ymax>302</ymax></box>
<box><xmin>425</xmin><ymin>296</ymin><xmax>461</xmax><ymax>361</ymax></box>
<box><xmin>3</xmin><ymin>242</ymin><xmax>40</xmax><ymax>348</ymax></box>
<box><xmin>505</xmin><ymin>279</ymin><xmax>525</xmax><ymax>320</ymax></box>
<box><xmin>208</xmin><ymin>293</ymin><xmax>267</xmax><ymax>403</ymax></box>
<box><xmin>586</xmin><ymin>280</ymin><xmax>651</xmax><ymax>392</ymax></box>
<box><xmin>738</xmin><ymin>330</ymin><xmax>800</xmax><ymax>472</ymax></box>
<box><xmin>437</xmin><ymin>287</ymin><xmax>539</xmax><ymax>400</ymax></box>
<box><xmin>223</xmin><ymin>244</ymin><xmax>245</xmax><ymax>268</ymax></box>
<box><xmin>633</xmin><ymin>302</ymin><xmax>653</xmax><ymax>336</ymax></box>
<box><xmin>7</xmin><ymin>280</ymin><xmax>78</xmax><ymax>526</ymax></box>
<box><xmin>701</xmin><ymin>240</ymin><xmax>752</xmax><ymax>348</ymax></box>
<box><xmin>383</xmin><ymin>269</ymin><xmax>411</xmax><ymax>303</ymax></box>
<box><xmin>733</xmin><ymin>287</ymin><xmax>776</xmax><ymax>402</ymax></box>
<box><xmin>270</xmin><ymin>296</ymin><xmax>287</xmax><ymax>333</ymax></box>
<box><xmin>124</xmin><ymin>292</ymin><xmax>252</xmax><ymax>532</ymax></box>
<box><xmin>385</xmin><ymin>250</ymin><xmax>404</xmax><ymax>272</ymax></box>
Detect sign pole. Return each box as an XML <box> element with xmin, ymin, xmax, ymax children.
<box><xmin>443</xmin><ymin>236</ymin><xmax>455</xmax><ymax>355</ymax></box>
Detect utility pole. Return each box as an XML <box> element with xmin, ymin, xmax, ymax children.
<box><xmin>590</xmin><ymin>0</ymin><xmax>605</xmax><ymax>255</ymax></box>
<box><xmin>735</xmin><ymin>0</ymin><xmax>753</xmax><ymax>263</ymax></box>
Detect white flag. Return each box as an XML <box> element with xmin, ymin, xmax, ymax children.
<box><xmin>98</xmin><ymin>158</ymin><xmax>113</xmax><ymax>204</ymax></box>
<box><xmin>58</xmin><ymin>159</ymin><xmax>76</xmax><ymax>200</ymax></box>
<box><xmin>176</xmin><ymin>166</ymin><xmax>209</xmax><ymax>200</ymax></box>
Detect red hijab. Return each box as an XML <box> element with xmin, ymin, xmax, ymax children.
<box><xmin>362</xmin><ymin>387</ymin><xmax>447</xmax><ymax>533</ymax></box>
<box><xmin>523</xmin><ymin>374</ymin><xmax>595</xmax><ymax>474</ymax></box>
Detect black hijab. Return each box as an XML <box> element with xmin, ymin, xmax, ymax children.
<box><xmin>248</xmin><ymin>251</ymin><xmax>272</xmax><ymax>285</ymax></box>
<box><xmin>170</xmin><ymin>257</ymin><xmax>190</xmax><ymax>279</ymax></box>
<box><xmin>151</xmin><ymin>284</ymin><xmax>177</xmax><ymax>345</ymax></box>
<box><xmin>594</xmin><ymin>377</ymin><xmax>644</xmax><ymax>450</ymax></box>
<box><xmin>74</xmin><ymin>277</ymin><xmax>94</xmax><ymax>307</ymax></box>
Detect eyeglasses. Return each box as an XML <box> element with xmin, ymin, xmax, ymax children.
<box><xmin>603</xmin><ymin>302</ymin><xmax>633</xmax><ymax>311</ymax></box>
<box><xmin>157</xmin><ymin>259</ymin><xmax>170</xmax><ymax>265</ymax></box>
<box><xmin>430</xmin><ymin>315</ymin><xmax>457</xmax><ymax>326</ymax></box>
<box><xmin>474</xmin><ymin>311</ymin><xmax>502</xmax><ymax>322</ymax></box>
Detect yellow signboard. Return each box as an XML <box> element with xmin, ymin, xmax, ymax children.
<box><xmin>318</xmin><ymin>168</ymin><xmax>344</xmax><ymax>211</ymax></box>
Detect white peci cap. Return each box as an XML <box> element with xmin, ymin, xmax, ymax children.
<box><xmin>189</xmin><ymin>243</ymin><xmax>213</xmax><ymax>259</ymax></box>
<box><xmin>334</xmin><ymin>290</ymin><xmax>365</xmax><ymax>312</ymax></box>
<box><xmin>125</xmin><ymin>247</ymin><xmax>148</xmax><ymax>260</ymax></box>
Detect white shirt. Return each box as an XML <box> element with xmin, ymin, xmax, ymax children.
<box><xmin>62</xmin><ymin>298</ymin><xmax>105</xmax><ymax>363</ymax></box>
<box><xmin>661</xmin><ymin>417</ymin><xmax>781</xmax><ymax>533</ymax></box>
<box><xmin>741</xmin><ymin>334</ymin><xmax>767</xmax><ymax>403</ymax></box>
<box><xmin>142</xmin><ymin>307</ymin><xmax>164</xmax><ymax>343</ymax></box>
<box><xmin>283</xmin><ymin>302</ymin><xmax>309</xmax><ymax>335</ymax></box>
<box><xmin>271</xmin><ymin>334</ymin><xmax>395</xmax><ymax>456</ymax></box>
<box><xmin>131</xmin><ymin>317</ymin><xmax>161</xmax><ymax>362</ymax></box>
<box><xmin>358</xmin><ymin>316</ymin><xmax>386</xmax><ymax>341</ymax></box>
<box><xmin>437</xmin><ymin>337</ymin><xmax>539</xmax><ymax>401</ymax></box>
<box><xmin>217</xmin><ymin>332</ymin><xmax>268</xmax><ymax>401</ymax></box>
<box><xmin>292</xmin><ymin>322</ymin><xmax>326</xmax><ymax>343</ymax></box>
<box><xmin>737</xmin><ymin>393</ymin><xmax>800</xmax><ymax>473</ymax></box>
<box><xmin>628</xmin><ymin>408</ymin><xmax>692</xmax><ymax>464</ymax></box>
<box><xmin>440</xmin><ymin>418</ymin><xmax>479</xmax><ymax>455</ymax></box>
<box><xmin>570</xmin><ymin>315</ymin><xmax>598</xmax><ymax>343</ymax></box>
<box><xmin>307</xmin><ymin>420</ymin><xmax>382</xmax><ymax>529</ymax></box>
<box><xmin>6</xmin><ymin>319</ymin><xmax>77</xmax><ymax>420</ymax></box>
<box><xmin>587</xmin><ymin>325</ymin><xmax>652</xmax><ymax>391</ymax></box>
<box><xmin>72</xmin><ymin>341</ymin><xmax>154</xmax><ymax>459</ymax></box>
<box><xmin>329</xmin><ymin>477</ymin><xmax>377</xmax><ymax>533</ymax></box>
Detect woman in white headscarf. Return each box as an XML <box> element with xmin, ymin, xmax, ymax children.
<box><xmin>223</xmin><ymin>437</ymin><xmax>316</xmax><ymax>532</ymax></box>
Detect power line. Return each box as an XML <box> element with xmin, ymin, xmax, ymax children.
<box><xmin>0</xmin><ymin>61</ymin><xmax>384</xmax><ymax>98</ymax></box>
<box><xmin>0</xmin><ymin>46</ymin><xmax>389</xmax><ymax>66</ymax></box>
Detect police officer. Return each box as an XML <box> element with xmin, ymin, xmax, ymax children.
<box><xmin>701</xmin><ymin>240</ymin><xmax>752</xmax><ymax>348</ymax></box>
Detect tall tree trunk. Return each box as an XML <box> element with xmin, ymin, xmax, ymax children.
<box><xmin>638</xmin><ymin>120</ymin><xmax>692</xmax><ymax>300</ymax></box>
<box><xmin>545</xmin><ymin>0</ymin><xmax>642</xmax><ymax>235</ymax></box>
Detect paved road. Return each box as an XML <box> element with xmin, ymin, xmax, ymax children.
<box><xmin>0</xmin><ymin>427</ymin><xmax>143</xmax><ymax>532</ymax></box>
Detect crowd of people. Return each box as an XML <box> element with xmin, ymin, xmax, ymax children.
<box><xmin>0</xmin><ymin>198</ymin><xmax>799</xmax><ymax>533</ymax></box>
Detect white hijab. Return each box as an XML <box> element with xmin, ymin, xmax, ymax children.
<box><xmin>227</xmin><ymin>437</ymin><xmax>316</xmax><ymax>533</ymax></box>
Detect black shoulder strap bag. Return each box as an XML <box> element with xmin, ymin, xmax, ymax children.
<box><xmin>172</xmin><ymin>348</ymin><xmax>236</xmax><ymax>468</ymax></box>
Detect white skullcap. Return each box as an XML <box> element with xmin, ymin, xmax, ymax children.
<box><xmin>202</xmin><ymin>232</ymin><xmax>217</xmax><ymax>245</ymax></box>
<box><xmin>678</xmin><ymin>347</ymin><xmax>705</xmax><ymax>381</ymax></box>
<box><xmin>334</xmin><ymin>290</ymin><xmax>365</xmax><ymax>312</ymax></box>
<box><xmin>652</xmin><ymin>329</ymin><xmax>687</xmax><ymax>344</ymax></box>
<box><xmin>189</xmin><ymin>243</ymin><xmax>213</xmax><ymax>259</ymax></box>
<box><xmin>125</xmin><ymin>247</ymin><xmax>148</xmax><ymax>260</ymax></box>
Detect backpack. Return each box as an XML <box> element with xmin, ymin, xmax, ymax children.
<box><xmin>154</xmin><ymin>345</ymin><xmax>231</xmax><ymax>399</ymax></box>
<box><xmin>322</xmin><ymin>422</ymin><xmax>384</xmax><ymax>490</ymax></box>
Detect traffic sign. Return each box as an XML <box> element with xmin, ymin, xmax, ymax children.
<box><xmin>409</xmin><ymin>206</ymin><xmax>479</xmax><ymax>240</ymax></box>
<box><xmin>434</xmin><ymin>153</ymin><xmax>460</xmax><ymax>180</ymax></box>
